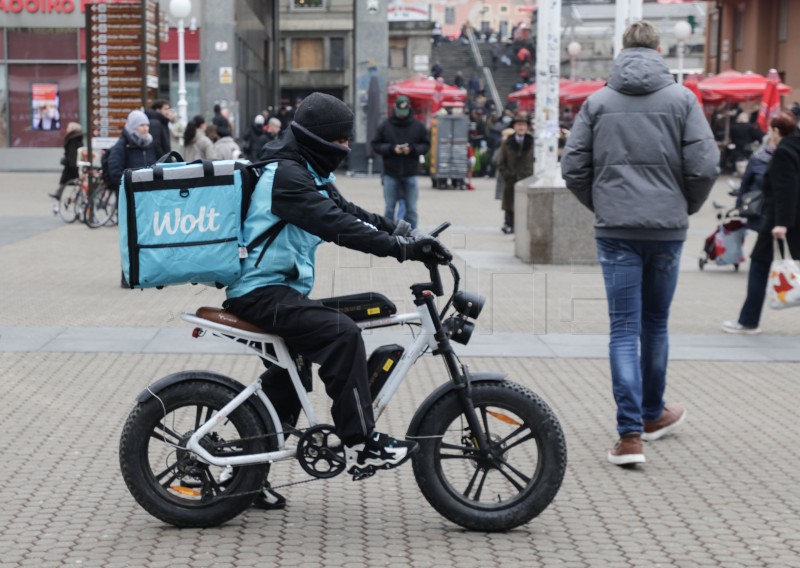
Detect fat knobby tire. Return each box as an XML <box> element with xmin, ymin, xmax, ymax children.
<box><xmin>119</xmin><ymin>381</ymin><xmax>273</xmax><ymax>527</ymax></box>
<box><xmin>411</xmin><ymin>380</ymin><xmax>567</xmax><ymax>531</ymax></box>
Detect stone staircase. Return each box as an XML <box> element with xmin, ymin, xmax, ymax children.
<box><xmin>429</xmin><ymin>40</ymin><xmax>525</xmax><ymax>111</ymax></box>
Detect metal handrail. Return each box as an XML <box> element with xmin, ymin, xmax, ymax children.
<box><xmin>466</xmin><ymin>28</ymin><xmax>502</xmax><ymax>112</ymax></box>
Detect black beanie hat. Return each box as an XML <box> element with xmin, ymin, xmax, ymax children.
<box><xmin>293</xmin><ymin>93</ymin><xmax>354</xmax><ymax>142</ymax></box>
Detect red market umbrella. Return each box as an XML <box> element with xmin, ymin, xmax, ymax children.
<box><xmin>757</xmin><ymin>69</ymin><xmax>783</xmax><ymax>132</ymax></box>
<box><xmin>387</xmin><ymin>77</ymin><xmax>467</xmax><ymax>117</ymax></box>
<box><xmin>698</xmin><ymin>70</ymin><xmax>792</xmax><ymax>102</ymax></box>
<box><xmin>560</xmin><ymin>79</ymin><xmax>606</xmax><ymax>105</ymax></box>
<box><xmin>683</xmin><ymin>76</ymin><xmax>706</xmax><ymax>106</ymax></box>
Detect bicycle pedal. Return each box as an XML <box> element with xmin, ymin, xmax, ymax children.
<box><xmin>350</xmin><ymin>466</ymin><xmax>376</xmax><ymax>481</ymax></box>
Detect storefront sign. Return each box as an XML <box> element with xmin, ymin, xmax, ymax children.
<box><xmin>0</xmin><ymin>0</ymin><xmax>144</xmax><ymax>27</ymax></box>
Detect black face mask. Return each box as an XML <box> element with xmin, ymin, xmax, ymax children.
<box><xmin>290</xmin><ymin>123</ymin><xmax>351</xmax><ymax>178</ymax></box>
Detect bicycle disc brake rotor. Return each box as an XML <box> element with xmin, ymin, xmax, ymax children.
<box><xmin>296</xmin><ymin>425</ymin><xmax>346</xmax><ymax>479</ymax></box>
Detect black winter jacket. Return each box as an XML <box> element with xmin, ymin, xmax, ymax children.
<box><xmin>59</xmin><ymin>130</ymin><xmax>83</xmax><ymax>185</ymax></box>
<box><xmin>371</xmin><ymin>115</ymin><xmax>430</xmax><ymax>178</ymax></box>
<box><xmin>751</xmin><ymin>135</ymin><xmax>800</xmax><ymax>263</ymax></box>
<box><xmin>107</xmin><ymin>130</ymin><xmax>158</xmax><ymax>189</ymax></box>
<box><xmin>264</xmin><ymin>127</ymin><xmax>401</xmax><ymax>258</ymax></box>
<box><xmin>145</xmin><ymin>109</ymin><xmax>171</xmax><ymax>159</ymax></box>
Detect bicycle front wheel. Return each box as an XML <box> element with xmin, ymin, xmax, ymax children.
<box><xmin>119</xmin><ymin>380</ymin><xmax>275</xmax><ymax>527</ymax></box>
<box><xmin>85</xmin><ymin>185</ymin><xmax>117</xmax><ymax>228</ymax></box>
<box><xmin>57</xmin><ymin>181</ymin><xmax>82</xmax><ymax>223</ymax></box>
<box><xmin>412</xmin><ymin>380</ymin><xmax>567</xmax><ymax>531</ymax></box>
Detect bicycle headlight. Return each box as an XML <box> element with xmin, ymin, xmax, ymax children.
<box><xmin>442</xmin><ymin>315</ymin><xmax>475</xmax><ymax>345</ymax></box>
<box><xmin>453</xmin><ymin>291</ymin><xmax>485</xmax><ymax>319</ymax></box>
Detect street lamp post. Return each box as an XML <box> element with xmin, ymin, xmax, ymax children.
<box><xmin>567</xmin><ymin>41</ymin><xmax>581</xmax><ymax>82</ymax></box>
<box><xmin>674</xmin><ymin>20</ymin><xmax>692</xmax><ymax>85</ymax></box>
<box><xmin>169</xmin><ymin>0</ymin><xmax>192</xmax><ymax>125</ymax></box>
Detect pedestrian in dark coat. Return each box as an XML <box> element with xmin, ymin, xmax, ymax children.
<box><xmin>723</xmin><ymin>111</ymin><xmax>800</xmax><ymax>334</ymax></box>
<box><xmin>242</xmin><ymin>114</ymin><xmax>269</xmax><ymax>161</ymax></box>
<box><xmin>496</xmin><ymin>113</ymin><xmax>533</xmax><ymax>233</ymax></box>
<box><xmin>144</xmin><ymin>99</ymin><xmax>172</xmax><ymax>159</ymax></box>
<box><xmin>107</xmin><ymin>110</ymin><xmax>158</xmax><ymax>190</ymax></box>
<box><xmin>50</xmin><ymin>122</ymin><xmax>83</xmax><ymax>199</ymax></box>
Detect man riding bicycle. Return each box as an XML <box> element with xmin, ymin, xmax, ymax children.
<box><xmin>221</xmin><ymin>92</ymin><xmax>451</xmax><ymax>508</ymax></box>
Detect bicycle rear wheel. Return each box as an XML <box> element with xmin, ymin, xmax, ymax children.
<box><xmin>85</xmin><ymin>184</ymin><xmax>117</xmax><ymax>228</ymax></box>
<box><xmin>57</xmin><ymin>181</ymin><xmax>82</xmax><ymax>223</ymax></box>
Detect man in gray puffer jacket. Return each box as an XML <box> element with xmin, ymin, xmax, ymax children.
<box><xmin>561</xmin><ymin>21</ymin><xmax>719</xmax><ymax>467</ymax></box>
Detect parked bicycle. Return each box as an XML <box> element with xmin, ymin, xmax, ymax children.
<box><xmin>119</xmin><ymin>223</ymin><xmax>567</xmax><ymax>531</ymax></box>
<box><xmin>55</xmin><ymin>161</ymin><xmax>117</xmax><ymax>228</ymax></box>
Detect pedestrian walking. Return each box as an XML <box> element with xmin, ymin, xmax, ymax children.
<box><xmin>257</xmin><ymin>118</ymin><xmax>284</xmax><ymax>160</ymax></box>
<box><xmin>242</xmin><ymin>114</ymin><xmax>269</xmax><ymax>161</ymax></box>
<box><xmin>371</xmin><ymin>96</ymin><xmax>430</xmax><ymax>228</ymax></box>
<box><xmin>212</xmin><ymin>125</ymin><xmax>242</xmax><ymax>160</ymax></box>
<box><xmin>144</xmin><ymin>99</ymin><xmax>172</xmax><ymax>158</ymax></box>
<box><xmin>107</xmin><ymin>110</ymin><xmax>158</xmax><ymax>190</ymax></box>
<box><xmin>722</xmin><ymin>111</ymin><xmax>800</xmax><ymax>334</ymax></box>
<box><xmin>561</xmin><ymin>21</ymin><xmax>719</xmax><ymax>466</ymax></box>
<box><xmin>496</xmin><ymin>113</ymin><xmax>533</xmax><ymax>234</ymax></box>
<box><xmin>49</xmin><ymin>122</ymin><xmax>83</xmax><ymax>200</ymax></box>
<box><xmin>182</xmin><ymin>115</ymin><xmax>214</xmax><ymax>162</ymax></box>
<box><xmin>432</xmin><ymin>21</ymin><xmax>442</xmax><ymax>48</ymax></box>
<box><xmin>167</xmin><ymin>108</ymin><xmax>185</xmax><ymax>152</ymax></box>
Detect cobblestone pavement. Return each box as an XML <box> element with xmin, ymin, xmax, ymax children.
<box><xmin>0</xmin><ymin>172</ymin><xmax>799</xmax><ymax>567</ymax></box>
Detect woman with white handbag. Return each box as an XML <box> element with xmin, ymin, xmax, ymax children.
<box><xmin>722</xmin><ymin>111</ymin><xmax>800</xmax><ymax>333</ymax></box>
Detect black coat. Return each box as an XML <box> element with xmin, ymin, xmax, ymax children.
<box><xmin>243</xmin><ymin>124</ymin><xmax>269</xmax><ymax>161</ymax></box>
<box><xmin>145</xmin><ymin>109</ymin><xmax>171</xmax><ymax>159</ymax></box>
<box><xmin>107</xmin><ymin>130</ymin><xmax>158</xmax><ymax>189</ymax></box>
<box><xmin>59</xmin><ymin>130</ymin><xmax>83</xmax><ymax>185</ymax></box>
<box><xmin>751</xmin><ymin>135</ymin><xmax>800</xmax><ymax>263</ymax></box>
<box><xmin>371</xmin><ymin>115</ymin><xmax>430</xmax><ymax>178</ymax></box>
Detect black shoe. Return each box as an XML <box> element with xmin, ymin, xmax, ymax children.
<box><xmin>344</xmin><ymin>431</ymin><xmax>419</xmax><ymax>481</ymax></box>
<box><xmin>252</xmin><ymin>484</ymin><xmax>287</xmax><ymax>510</ymax></box>
<box><xmin>501</xmin><ymin>225</ymin><xmax>514</xmax><ymax>234</ymax></box>
<box><xmin>48</xmin><ymin>193</ymin><xmax>60</xmax><ymax>200</ymax></box>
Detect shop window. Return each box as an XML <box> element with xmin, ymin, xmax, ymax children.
<box><xmin>8</xmin><ymin>64</ymin><xmax>80</xmax><ymax>148</ymax></box>
<box><xmin>445</xmin><ymin>7</ymin><xmax>455</xmax><ymax>25</ymax></box>
<box><xmin>7</xmin><ymin>29</ymin><xmax>78</xmax><ymax>61</ymax></box>
<box><xmin>292</xmin><ymin>0</ymin><xmax>325</xmax><ymax>9</ymax></box>
<box><xmin>292</xmin><ymin>38</ymin><xmax>324</xmax><ymax>70</ymax></box>
<box><xmin>389</xmin><ymin>38</ymin><xmax>407</xmax><ymax>69</ymax></box>
<box><xmin>330</xmin><ymin>38</ymin><xmax>345</xmax><ymax>70</ymax></box>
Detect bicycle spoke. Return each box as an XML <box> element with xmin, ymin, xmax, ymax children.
<box><xmin>152</xmin><ymin>421</ymin><xmax>182</xmax><ymax>445</ymax></box>
<box><xmin>501</xmin><ymin>431</ymin><xmax>536</xmax><ymax>454</ymax></box>
<box><xmin>480</xmin><ymin>406</ymin><xmax>491</xmax><ymax>440</ymax></box>
<box><xmin>495</xmin><ymin>457</ymin><xmax>531</xmax><ymax>490</ymax></box>
<box><xmin>195</xmin><ymin>405</ymin><xmax>214</xmax><ymax>430</ymax></box>
<box><xmin>439</xmin><ymin>452</ymin><xmax>480</xmax><ymax>461</ymax></box>
<box><xmin>155</xmin><ymin>461</ymin><xmax>181</xmax><ymax>486</ymax></box>
<box><xmin>495</xmin><ymin>423</ymin><xmax>530</xmax><ymax>448</ymax></box>
<box><xmin>463</xmin><ymin>467</ymin><xmax>489</xmax><ymax>501</ymax></box>
<box><xmin>201</xmin><ymin>467</ymin><xmax>222</xmax><ymax>496</ymax></box>
<box><xmin>440</xmin><ymin>441</ymin><xmax>480</xmax><ymax>455</ymax></box>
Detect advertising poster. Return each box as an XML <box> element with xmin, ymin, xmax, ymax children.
<box><xmin>31</xmin><ymin>82</ymin><xmax>61</xmax><ymax>131</ymax></box>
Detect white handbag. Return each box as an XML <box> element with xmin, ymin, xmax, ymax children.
<box><xmin>767</xmin><ymin>238</ymin><xmax>800</xmax><ymax>310</ymax></box>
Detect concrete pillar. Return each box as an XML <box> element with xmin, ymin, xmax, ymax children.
<box><xmin>353</xmin><ymin>0</ymin><xmax>389</xmax><ymax>142</ymax></box>
<box><xmin>533</xmin><ymin>0</ymin><xmax>562</xmax><ymax>187</ymax></box>
<box><xmin>200</xmin><ymin>0</ymin><xmax>236</xmax><ymax>124</ymax></box>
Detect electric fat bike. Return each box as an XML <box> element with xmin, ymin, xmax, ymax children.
<box><xmin>119</xmin><ymin>223</ymin><xmax>567</xmax><ymax>531</ymax></box>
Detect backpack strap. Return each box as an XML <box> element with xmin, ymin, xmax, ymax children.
<box><xmin>250</xmin><ymin>220</ymin><xmax>287</xmax><ymax>268</ymax></box>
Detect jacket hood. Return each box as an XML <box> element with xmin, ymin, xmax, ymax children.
<box><xmin>262</xmin><ymin>127</ymin><xmax>348</xmax><ymax>178</ymax></box>
<box><xmin>607</xmin><ymin>48</ymin><xmax>674</xmax><ymax>96</ymax></box>
<box><xmin>65</xmin><ymin>130</ymin><xmax>83</xmax><ymax>143</ymax></box>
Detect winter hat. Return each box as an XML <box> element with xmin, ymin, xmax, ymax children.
<box><xmin>125</xmin><ymin>110</ymin><xmax>150</xmax><ymax>132</ymax></box>
<box><xmin>394</xmin><ymin>96</ymin><xmax>411</xmax><ymax>119</ymax></box>
<box><xmin>293</xmin><ymin>93</ymin><xmax>354</xmax><ymax>142</ymax></box>
<box><xmin>254</xmin><ymin>114</ymin><xmax>265</xmax><ymax>126</ymax></box>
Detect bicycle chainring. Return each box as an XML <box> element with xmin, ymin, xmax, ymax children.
<box><xmin>296</xmin><ymin>424</ymin><xmax>346</xmax><ymax>479</ymax></box>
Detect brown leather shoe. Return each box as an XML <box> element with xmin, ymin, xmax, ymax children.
<box><xmin>642</xmin><ymin>403</ymin><xmax>686</xmax><ymax>441</ymax></box>
<box><xmin>607</xmin><ymin>432</ymin><xmax>645</xmax><ymax>466</ymax></box>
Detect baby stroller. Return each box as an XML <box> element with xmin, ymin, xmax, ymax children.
<box><xmin>698</xmin><ymin>201</ymin><xmax>746</xmax><ymax>272</ymax></box>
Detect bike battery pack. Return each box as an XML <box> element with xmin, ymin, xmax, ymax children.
<box><xmin>366</xmin><ymin>344</ymin><xmax>404</xmax><ymax>398</ymax></box>
<box><xmin>320</xmin><ymin>292</ymin><xmax>397</xmax><ymax>323</ymax></box>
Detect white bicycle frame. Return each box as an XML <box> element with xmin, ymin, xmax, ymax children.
<box><xmin>177</xmin><ymin>302</ymin><xmax>441</xmax><ymax>469</ymax></box>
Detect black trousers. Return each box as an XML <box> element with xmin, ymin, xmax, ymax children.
<box><xmin>223</xmin><ymin>285</ymin><xmax>375</xmax><ymax>445</ymax></box>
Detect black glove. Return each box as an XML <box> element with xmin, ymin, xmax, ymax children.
<box><xmin>392</xmin><ymin>219</ymin><xmax>428</xmax><ymax>239</ymax></box>
<box><xmin>396</xmin><ymin>235</ymin><xmax>453</xmax><ymax>265</ymax></box>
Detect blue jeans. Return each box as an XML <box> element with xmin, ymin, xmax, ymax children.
<box><xmin>383</xmin><ymin>175</ymin><xmax>419</xmax><ymax>229</ymax></box>
<box><xmin>596</xmin><ymin>238</ymin><xmax>683</xmax><ymax>436</ymax></box>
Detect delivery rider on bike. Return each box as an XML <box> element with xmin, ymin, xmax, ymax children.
<box><xmin>222</xmin><ymin>92</ymin><xmax>452</xmax><ymax>508</ymax></box>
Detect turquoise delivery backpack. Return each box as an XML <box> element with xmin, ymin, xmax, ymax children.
<box><xmin>119</xmin><ymin>155</ymin><xmax>282</xmax><ymax>289</ymax></box>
